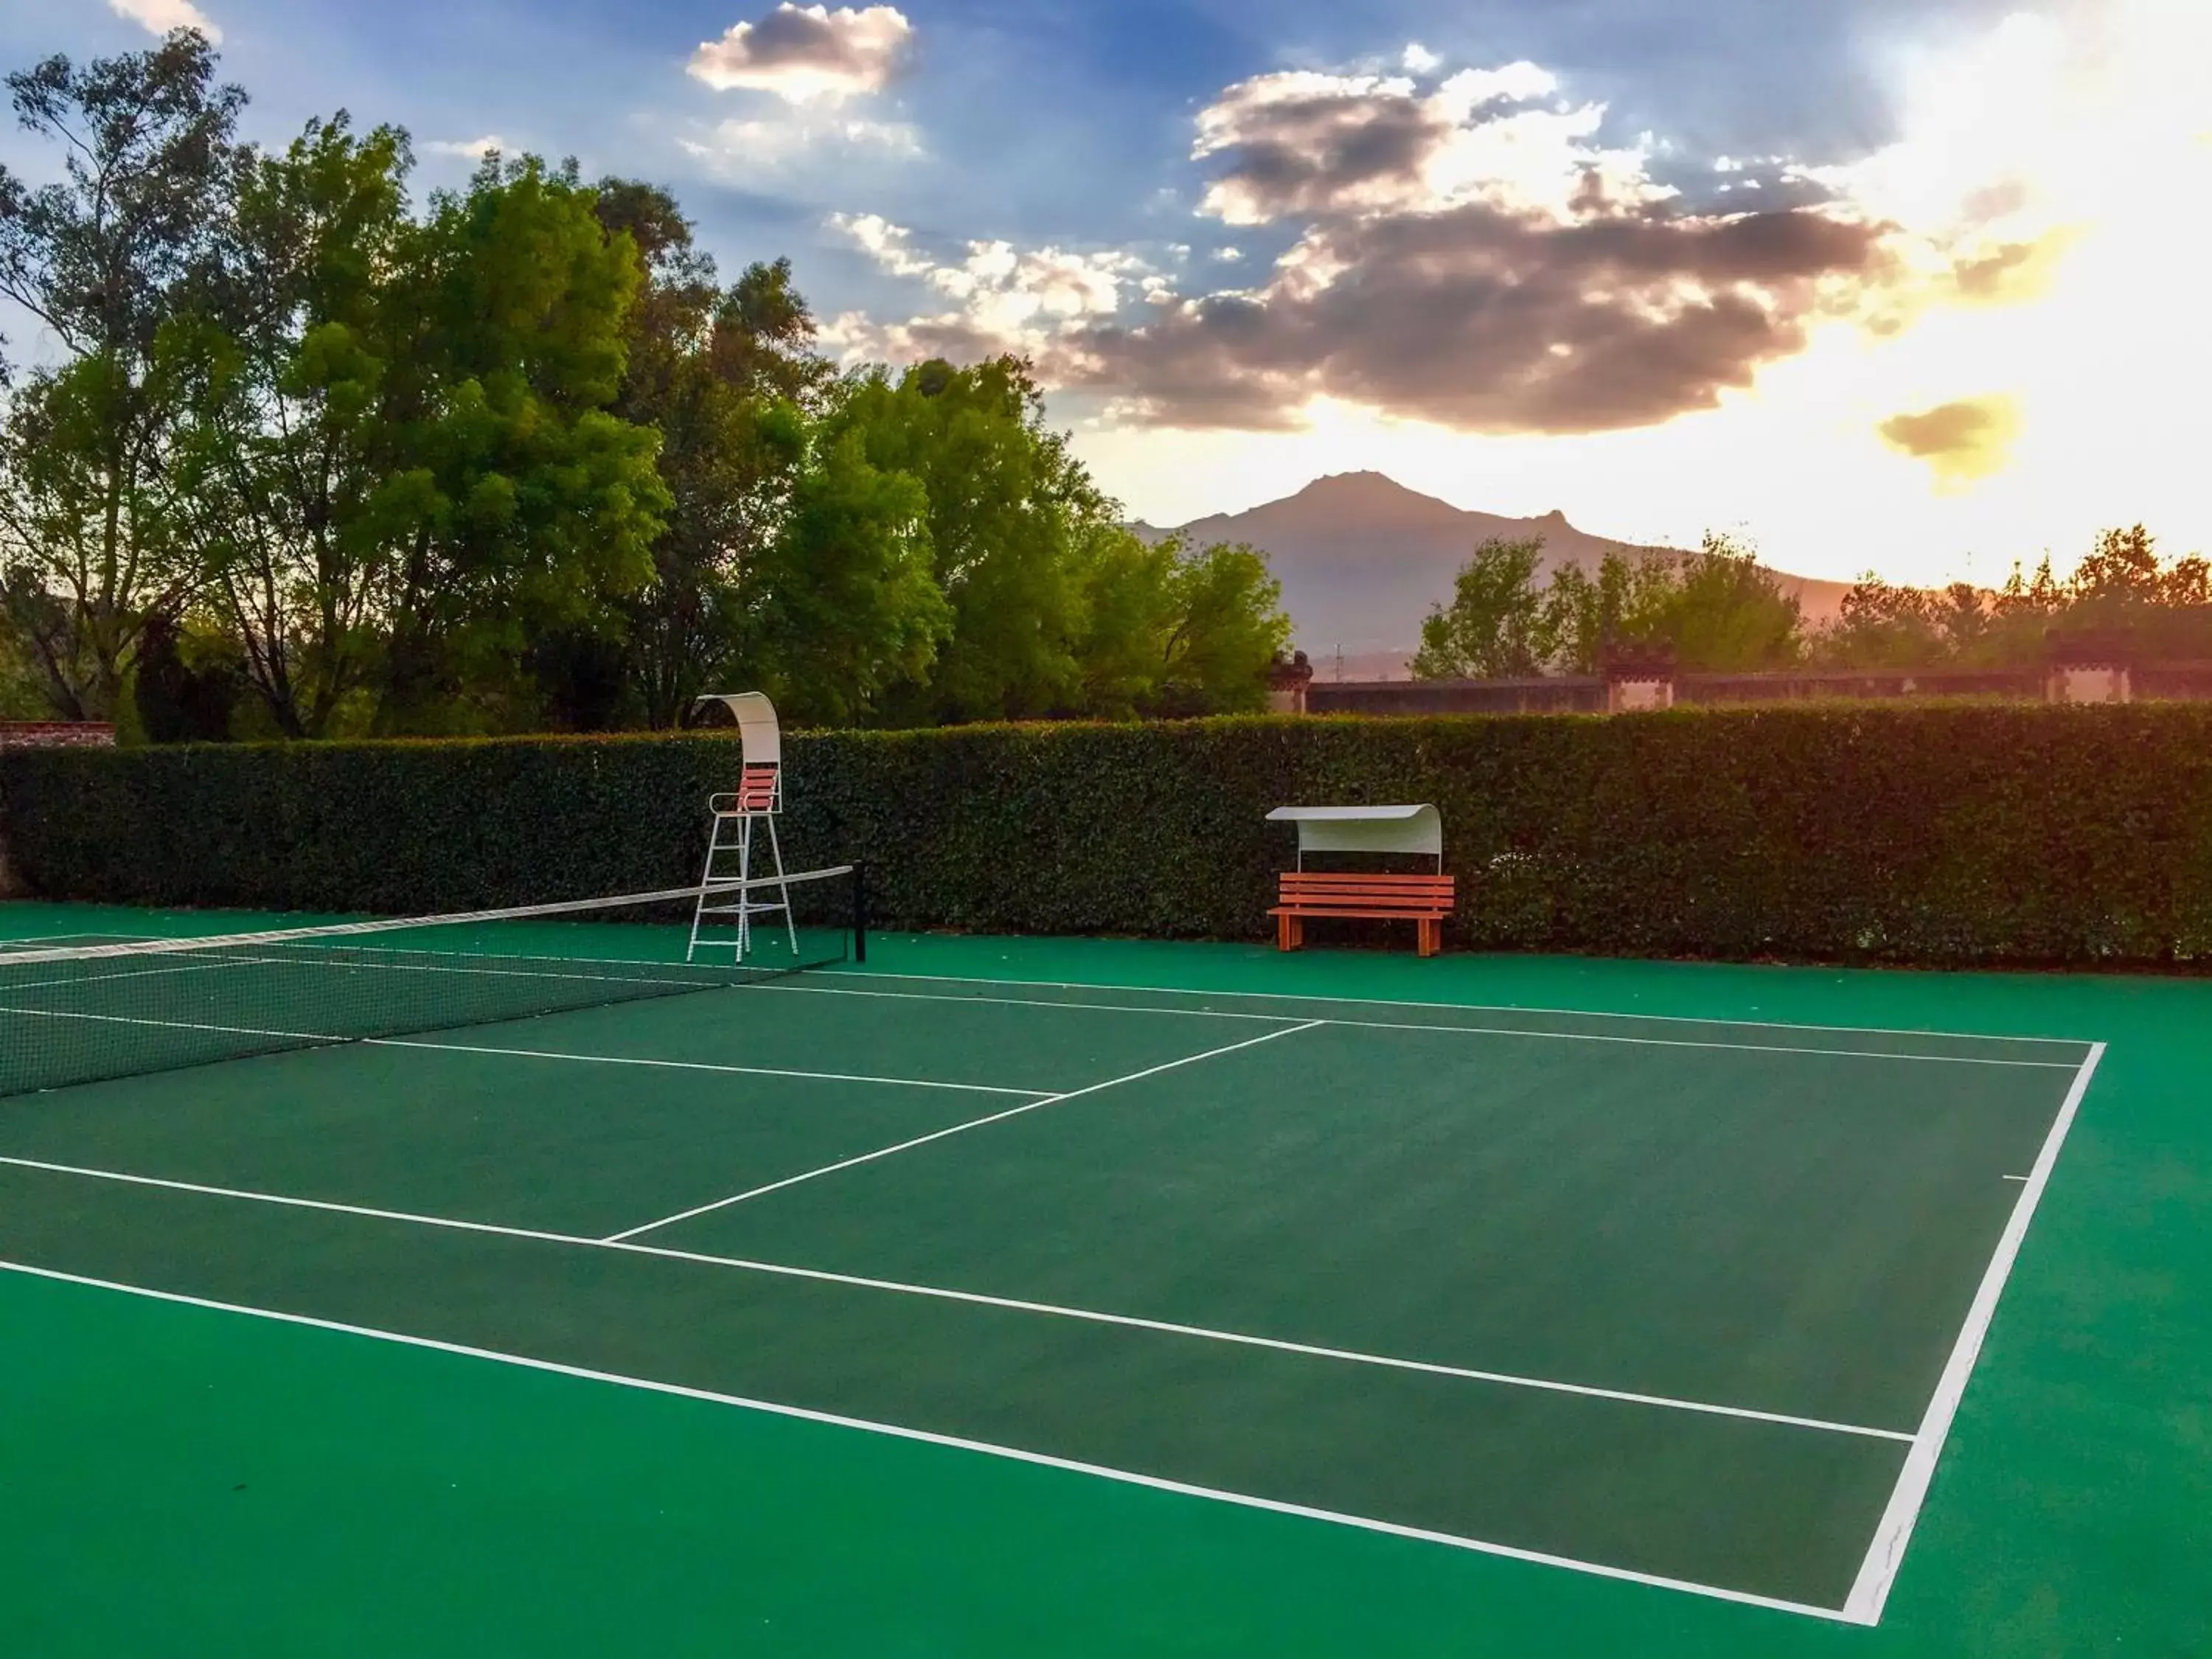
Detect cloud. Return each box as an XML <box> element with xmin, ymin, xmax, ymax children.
<box><xmin>827</xmin><ymin>213</ymin><xmax>1155</xmax><ymax>360</ymax></box>
<box><xmin>425</xmin><ymin>135</ymin><xmax>507</xmax><ymax>159</ymax></box>
<box><xmin>1188</xmin><ymin>65</ymin><xmax>1644</xmax><ymax>228</ymax></box>
<box><xmin>1949</xmin><ymin>229</ymin><xmax>2076</xmax><ymax>302</ymax></box>
<box><xmin>683</xmin><ymin>114</ymin><xmax>920</xmax><ymax>172</ymax></box>
<box><xmin>688</xmin><ymin>4</ymin><xmax>913</xmax><ymax>104</ymax></box>
<box><xmin>108</xmin><ymin>0</ymin><xmax>221</xmax><ymax>41</ymax></box>
<box><xmin>1878</xmin><ymin>397</ymin><xmax>2021</xmax><ymax>487</ymax></box>
<box><xmin>1033</xmin><ymin>61</ymin><xmax>1887</xmax><ymax>433</ymax></box>
<box><xmin>828</xmin><ymin>21</ymin><xmax>2187</xmax><ymax>445</ymax></box>
<box><xmin>1053</xmin><ymin>203</ymin><xmax>1886</xmax><ymax>433</ymax></box>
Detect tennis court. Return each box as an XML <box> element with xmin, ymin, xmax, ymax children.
<box><xmin>0</xmin><ymin>893</ymin><xmax>2121</xmax><ymax>1639</ymax></box>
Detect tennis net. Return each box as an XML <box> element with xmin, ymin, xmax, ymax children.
<box><xmin>0</xmin><ymin>864</ymin><xmax>863</xmax><ymax>1099</ymax></box>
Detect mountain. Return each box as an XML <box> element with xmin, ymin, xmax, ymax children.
<box><xmin>1133</xmin><ymin>472</ymin><xmax>1851</xmax><ymax>675</ymax></box>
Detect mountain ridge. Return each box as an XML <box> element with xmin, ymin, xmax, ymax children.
<box><xmin>1132</xmin><ymin>472</ymin><xmax>1851</xmax><ymax>674</ymax></box>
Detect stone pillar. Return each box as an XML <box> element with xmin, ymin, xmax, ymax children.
<box><xmin>1266</xmin><ymin>650</ymin><xmax>1315</xmax><ymax>714</ymax></box>
<box><xmin>1599</xmin><ymin>644</ymin><xmax>1677</xmax><ymax>714</ymax></box>
<box><xmin>1605</xmin><ymin>675</ymin><xmax>1676</xmax><ymax>713</ymax></box>
<box><xmin>2046</xmin><ymin>663</ymin><xmax>2132</xmax><ymax>704</ymax></box>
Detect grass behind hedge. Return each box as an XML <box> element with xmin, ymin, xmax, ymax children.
<box><xmin>6</xmin><ymin>705</ymin><xmax>2211</xmax><ymax>967</ymax></box>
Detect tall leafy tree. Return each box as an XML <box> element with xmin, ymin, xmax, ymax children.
<box><xmin>1815</xmin><ymin>575</ymin><xmax>1945</xmax><ymax>667</ymax></box>
<box><xmin>0</xmin><ymin>29</ymin><xmax>245</xmax><ymax>717</ymax></box>
<box><xmin>590</xmin><ymin>181</ymin><xmax>841</xmax><ymax>726</ymax></box>
<box><xmin>1543</xmin><ymin>547</ymin><xmax>1683</xmax><ymax>673</ymax></box>
<box><xmin>1144</xmin><ymin>536</ymin><xmax>1290</xmax><ymax>714</ymax></box>
<box><xmin>1411</xmin><ymin>537</ymin><xmax>1554</xmax><ymax>678</ymax></box>
<box><xmin>1649</xmin><ymin>533</ymin><xmax>1804</xmax><ymax>670</ymax></box>
<box><xmin>1068</xmin><ymin>529</ymin><xmax>1288</xmax><ymax>717</ymax></box>
<box><xmin>165</xmin><ymin>114</ymin><xmax>414</xmax><ymax>736</ymax></box>
<box><xmin>834</xmin><ymin>356</ymin><xmax>1102</xmax><ymax>722</ymax></box>
<box><xmin>756</xmin><ymin>423</ymin><xmax>947</xmax><ymax>723</ymax></box>
<box><xmin>363</xmin><ymin>154</ymin><xmax>667</xmax><ymax>731</ymax></box>
<box><xmin>2071</xmin><ymin>524</ymin><xmax>2163</xmax><ymax>601</ymax></box>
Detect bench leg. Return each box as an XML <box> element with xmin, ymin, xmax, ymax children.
<box><xmin>1277</xmin><ymin>914</ymin><xmax>1302</xmax><ymax>952</ymax></box>
<box><xmin>1417</xmin><ymin>917</ymin><xmax>1440</xmax><ymax>958</ymax></box>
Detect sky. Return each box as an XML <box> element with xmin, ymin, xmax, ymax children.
<box><xmin>4</xmin><ymin>0</ymin><xmax>2209</xmax><ymax>585</ymax></box>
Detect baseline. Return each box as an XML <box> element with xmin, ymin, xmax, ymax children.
<box><xmin>816</xmin><ymin>967</ymin><xmax>2098</xmax><ymax>1052</ymax></box>
<box><xmin>749</xmin><ymin>980</ymin><xmax>2082</xmax><ymax>1068</ymax></box>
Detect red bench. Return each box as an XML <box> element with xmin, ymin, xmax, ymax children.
<box><xmin>1269</xmin><ymin>871</ymin><xmax>1456</xmax><ymax>958</ymax></box>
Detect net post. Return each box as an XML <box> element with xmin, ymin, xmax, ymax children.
<box><xmin>852</xmin><ymin>860</ymin><xmax>869</xmax><ymax>964</ymax></box>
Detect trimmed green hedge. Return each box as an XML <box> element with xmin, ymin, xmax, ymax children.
<box><xmin>5</xmin><ymin>706</ymin><xmax>2212</xmax><ymax>966</ymax></box>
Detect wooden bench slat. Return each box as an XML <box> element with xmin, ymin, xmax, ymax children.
<box><xmin>1279</xmin><ymin>900</ymin><xmax>1454</xmax><ymax>905</ymax></box>
<box><xmin>1279</xmin><ymin>876</ymin><xmax>1455</xmax><ymax>886</ymax></box>
<box><xmin>1276</xmin><ymin>877</ymin><xmax>1454</xmax><ymax>896</ymax></box>
<box><xmin>1270</xmin><ymin>912</ymin><xmax>1449</xmax><ymax>922</ymax></box>
<box><xmin>1272</xmin><ymin>869</ymin><xmax>1456</xmax><ymax>958</ymax></box>
<box><xmin>1278</xmin><ymin>885</ymin><xmax>1454</xmax><ymax>897</ymax></box>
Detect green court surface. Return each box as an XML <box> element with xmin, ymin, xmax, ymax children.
<box><xmin>1</xmin><ymin>907</ymin><xmax>2207</xmax><ymax>1658</ymax></box>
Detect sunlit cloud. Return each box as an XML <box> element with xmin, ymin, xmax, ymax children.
<box><xmin>688</xmin><ymin>4</ymin><xmax>913</xmax><ymax>104</ymax></box>
<box><xmin>682</xmin><ymin>114</ymin><xmax>920</xmax><ymax>174</ymax></box>
<box><xmin>827</xmin><ymin>212</ymin><xmax>1153</xmax><ymax>360</ymax></box>
<box><xmin>425</xmin><ymin>135</ymin><xmax>507</xmax><ymax>159</ymax></box>
<box><xmin>1060</xmin><ymin>60</ymin><xmax>1882</xmax><ymax>434</ymax></box>
<box><xmin>1189</xmin><ymin>63</ymin><xmax>1641</xmax><ymax>226</ymax></box>
<box><xmin>107</xmin><ymin>0</ymin><xmax>222</xmax><ymax>41</ymax></box>
<box><xmin>1879</xmin><ymin>397</ymin><xmax>2021</xmax><ymax>489</ymax></box>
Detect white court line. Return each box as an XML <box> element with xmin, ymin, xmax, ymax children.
<box><xmin>369</xmin><ymin>1037</ymin><xmax>1048</xmax><ymax>1097</ymax></box>
<box><xmin>750</xmin><ymin>981</ymin><xmax>2079</xmax><ymax>1068</ymax></box>
<box><xmin>752</xmin><ymin>980</ymin><xmax>1288</xmax><ymax>1023</ymax></box>
<box><xmin>0</xmin><ymin>1259</ymin><xmax>1863</xmax><ymax>1624</ymax></box>
<box><xmin>1318</xmin><ymin>1016</ymin><xmax>2083</xmax><ymax>1070</ymax></box>
<box><xmin>820</xmin><ymin>966</ymin><xmax>2096</xmax><ymax>1051</ymax></box>
<box><xmin>1841</xmin><ymin>1040</ymin><xmax>2108</xmax><ymax>1624</ymax></box>
<box><xmin>604</xmin><ymin>1020</ymin><xmax>1328</xmax><ymax>1242</ymax></box>
<box><xmin>0</xmin><ymin>1151</ymin><xmax>1907</xmax><ymax>1443</ymax></box>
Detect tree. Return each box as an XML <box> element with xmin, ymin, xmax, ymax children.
<box><xmin>164</xmin><ymin>113</ymin><xmax>414</xmax><ymax>736</ymax></box>
<box><xmin>1411</xmin><ymin>537</ymin><xmax>1553</xmax><ymax>678</ymax></box>
<box><xmin>2072</xmin><ymin>525</ymin><xmax>2161</xmax><ymax>602</ymax></box>
<box><xmin>833</xmin><ymin>356</ymin><xmax>1105</xmax><ymax>722</ymax></box>
<box><xmin>751</xmin><ymin>423</ymin><xmax>947</xmax><ymax>724</ymax></box>
<box><xmin>1647</xmin><ymin>533</ymin><xmax>1803</xmax><ymax>670</ymax></box>
<box><xmin>591</xmin><ymin>179</ymin><xmax>836</xmax><ymax>727</ymax></box>
<box><xmin>0</xmin><ymin>29</ymin><xmax>246</xmax><ymax>717</ymax></box>
<box><xmin>1543</xmin><ymin>547</ymin><xmax>1681</xmax><ymax>673</ymax></box>
<box><xmin>2056</xmin><ymin>525</ymin><xmax>2212</xmax><ymax>661</ymax></box>
<box><xmin>1068</xmin><ymin>530</ymin><xmax>1288</xmax><ymax>717</ymax></box>
<box><xmin>1815</xmin><ymin>574</ymin><xmax>1945</xmax><ymax>667</ymax></box>
<box><xmin>1147</xmin><ymin>538</ymin><xmax>1290</xmax><ymax>714</ymax></box>
<box><xmin>361</xmin><ymin>154</ymin><xmax>669</xmax><ymax>731</ymax></box>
